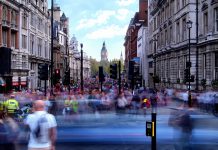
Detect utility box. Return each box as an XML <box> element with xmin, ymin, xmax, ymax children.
<box><xmin>146</xmin><ymin>121</ymin><xmax>152</xmax><ymax>137</ymax></box>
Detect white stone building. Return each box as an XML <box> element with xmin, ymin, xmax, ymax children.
<box><xmin>28</xmin><ymin>0</ymin><xmax>50</xmax><ymax>90</ymax></box>
<box><xmin>137</xmin><ymin>25</ymin><xmax>149</xmax><ymax>87</ymax></box>
<box><xmin>69</xmin><ymin>35</ymin><xmax>90</xmax><ymax>83</ymax></box>
<box><xmin>149</xmin><ymin>0</ymin><xmax>198</xmax><ymax>89</ymax></box>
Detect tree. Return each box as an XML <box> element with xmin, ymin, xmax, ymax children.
<box><xmin>90</xmin><ymin>58</ymin><xmax>100</xmax><ymax>77</ymax></box>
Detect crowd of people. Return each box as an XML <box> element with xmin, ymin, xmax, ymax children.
<box><xmin>2</xmin><ymin>82</ymin><xmax>216</xmax><ymax>150</ymax></box>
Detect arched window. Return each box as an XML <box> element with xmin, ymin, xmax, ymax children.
<box><xmin>2</xmin><ymin>6</ymin><xmax>7</xmax><ymax>21</ymax></box>
<box><xmin>11</xmin><ymin>11</ymin><xmax>16</xmax><ymax>24</ymax></box>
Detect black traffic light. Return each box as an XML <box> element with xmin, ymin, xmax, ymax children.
<box><xmin>55</xmin><ymin>69</ymin><xmax>60</xmax><ymax>79</ymax></box>
<box><xmin>53</xmin><ymin>69</ymin><xmax>60</xmax><ymax>85</ymax></box>
<box><xmin>128</xmin><ymin>61</ymin><xmax>134</xmax><ymax>80</ymax></box>
<box><xmin>99</xmin><ymin>66</ymin><xmax>105</xmax><ymax>82</ymax></box>
<box><xmin>184</xmin><ymin>68</ymin><xmax>190</xmax><ymax>82</ymax></box>
<box><xmin>38</xmin><ymin>64</ymin><xmax>49</xmax><ymax>80</ymax></box>
<box><xmin>110</xmin><ymin>64</ymin><xmax>117</xmax><ymax>79</ymax></box>
<box><xmin>63</xmin><ymin>69</ymin><xmax>70</xmax><ymax>85</ymax></box>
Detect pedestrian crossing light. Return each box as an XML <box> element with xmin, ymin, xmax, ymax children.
<box><xmin>184</xmin><ymin>68</ymin><xmax>190</xmax><ymax>82</ymax></box>
<box><xmin>110</xmin><ymin>64</ymin><xmax>117</xmax><ymax>79</ymax></box>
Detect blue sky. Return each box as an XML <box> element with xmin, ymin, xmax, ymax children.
<box><xmin>52</xmin><ymin>0</ymin><xmax>139</xmax><ymax>61</ymax></box>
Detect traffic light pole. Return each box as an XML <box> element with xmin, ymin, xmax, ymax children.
<box><xmin>50</xmin><ymin>0</ymin><xmax>54</xmax><ymax>95</ymax></box>
<box><xmin>188</xmin><ymin>24</ymin><xmax>192</xmax><ymax>107</ymax></box>
<box><xmin>44</xmin><ymin>80</ymin><xmax>47</xmax><ymax>97</ymax></box>
<box><xmin>118</xmin><ymin>61</ymin><xmax>121</xmax><ymax>94</ymax></box>
<box><xmin>151</xmin><ymin>110</ymin><xmax>156</xmax><ymax>150</ymax></box>
<box><xmin>80</xmin><ymin>44</ymin><xmax>84</xmax><ymax>93</ymax></box>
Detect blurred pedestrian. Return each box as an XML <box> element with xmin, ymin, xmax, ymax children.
<box><xmin>25</xmin><ymin>100</ymin><xmax>57</xmax><ymax>150</ymax></box>
<box><xmin>48</xmin><ymin>95</ymin><xmax>57</xmax><ymax>116</ymax></box>
<box><xmin>0</xmin><ymin>112</ymin><xmax>19</xmax><ymax>150</ymax></box>
<box><xmin>168</xmin><ymin>103</ymin><xmax>193</xmax><ymax>150</ymax></box>
<box><xmin>116</xmin><ymin>93</ymin><xmax>128</xmax><ymax>114</ymax></box>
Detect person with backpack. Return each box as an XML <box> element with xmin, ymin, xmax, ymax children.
<box><xmin>25</xmin><ymin>100</ymin><xmax>57</xmax><ymax>150</ymax></box>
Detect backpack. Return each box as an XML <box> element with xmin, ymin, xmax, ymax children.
<box><xmin>34</xmin><ymin>114</ymin><xmax>48</xmax><ymax>140</ymax></box>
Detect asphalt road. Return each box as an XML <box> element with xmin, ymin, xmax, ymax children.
<box><xmin>17</xmin><ymin>110</ymin><xmax>218</xmax><ymax>150</ymax></box>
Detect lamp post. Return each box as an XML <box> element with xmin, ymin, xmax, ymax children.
<box><xmin>50</xmin><ymin>0</ymin><xmax>54</xmax><ymax>95</ymax></box>
<box><xmin>152</xmin><ymin>39</ymin><xmax>158</xmax><ymax>90</ymax></box>
<box><xmin>187</xmin><ymin>20</ymin><xmax>192</xmax><ymax>107</ymax></box>
<box><xmin>80</xmin><ymin>43</ymin><xmax>84</xmax><ymax>93</ymax></box>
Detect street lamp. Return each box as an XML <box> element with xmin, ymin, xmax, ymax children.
<box><xmin>152</xmin><ymin>39</ymin><xmax>158</xmax><ymax>90</ymax></box>
<box><xmin>80</xmin><ymin>43</ymin><xmax>84</xmax><ymax>93</ymax></box>
<box><xmin>187</xmin><ymin>20</ymin><xmax>192</xmax><ymax>107</ymax></box>
<box><xmin>50</xmin><ymin>0</ymin><xmax>54</xmax><ymax>95</ymax></box>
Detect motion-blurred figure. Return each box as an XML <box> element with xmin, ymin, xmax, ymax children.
<box><xmin>0</xmin><ymin>111</ymin><xmax>19</xmax><ymax>150</ymax></box>
<box><xmin>168</xmin><ymin>103</ymin><xmax>193</xmax><ymax>150</ymax></box>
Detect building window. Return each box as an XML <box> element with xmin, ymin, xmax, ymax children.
<box><xmin>11</xmin><ymin>54</ymin><xmax>17</xmax><ymax>69</ymax></box>
<box><xmin>11</xmin><ymin>11</ymin><xmax>16</xmax><ymax>25</ymax></box>
<box><xmin>170</xmin><ymin>26</ymin><xmax>173</xmax><ymax>43</ymax></box>
<box><xmin>215</xmin><ymin>8</ymin><xmax>218</xmax><ymax>32</ymax></box>
<box><xmin>45</xmin><ymin>41</ymin><xmax>48</xmax><ymax>58</ymax></box>
<box><xmin>165</xmin><ymin>29</ymin><xmax>168</xmax><ymax>45</ymax></box>
<box><xmin>203</xmin><ymin>12</ymin><xmax>208</xmax><ymax>35</ymax></box>
<box><xmin>182</xmin><ymin>0</ymin><xmax>186</xmax><ymax>7</ymax></box>
<box><xmin>11</xmin><ymin>33</ymin><xmax>16</xmax><ymax>48</ymax></box>
<box><xmin>2</xmin><ymin>30</ymin><xmax>7</xmax><ymax>46</ymax></box>
<box><xmin>38</xmin><ymin>17</ymin><xmax>42</xmax><ymax>31</ymax></box>
<box><xmin>22</xmin><ymin>13</ymin><xmax>27</xmax><ymax>29</ymax></box>
<box><xmin>176</xmin><ymin>22</ymin><xmax>180</xmax><ymax>43</ymax></box>
<box><xmin>177</xmin><ymin>57</ymin><xmax>180</xmax><ymax>78</ymax></box>
<box><xmin>22</xmin><ymin>35</ymin><xmax>27</xmax><ymax>49</ymax></box>
<box><xmin>177</xmin><ymin>0</ymin><xmax>180</xmax><ymax>11</ymax></box>
<box><xmin>45</xmin><ymin>23</ymin><xmax>48</xmax><ymax>34</ymax></box>
<box><xmin>215</xmin><ymin>53</ymin><xmax>218</xmax><ymax>80</ymax></box>
<box><xmin>149</xmin><ymin>62</ymin><xmax>153</xmax><ymax>68</ymax></box>
<box><xmin>170</xmin><ymin>0</ymin><xmax>174</xmax><ymax>16</ymax></box>
<box><xmin>31</xmin><ymin>12</ymin><xmax>35</xmax><ymax>27</ymax></box>
<box><xmin>30</xmin><ymin>34</ymin><xmax>34</xmax><ymax>54</ymax></box>
<box><xmin>22</xmin><ymin>55</ymin><xmax>27</xmax><ymax>69</ymax></box>
<box><xmin>203</xmin><ymin>53</ymin><xmax>206</xmax><ymax>79</ymax></box>
<box><xmin>38</xmin><ymin>38</ymin><xmax>42</xmax><ymax>57</ymax></box>
<box><xmin>2</xmin><ymin>6</ymin><xmax>7</xmax><ymax>21</ymax></box>
<box><xmin>182</xmin><ymin>18</ymin><xmax>186</xmax><ymax>41</ymax></box>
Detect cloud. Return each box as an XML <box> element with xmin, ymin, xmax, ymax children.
<box><xmin>116</xmin><ymin>9</ymin><xmax>129</xmax><ymax>20</ymax></box>
<box><xmin>76</xmin><ymin>10</ymin><xmax>115</xmax><ymax>30</ymax></box>
<box><xmin>116</xmin><ymin>0</ymin><xmax>136</xmax><ymax>6</ymax></box>
<box><xmin>85</xmin><ymin>24</ymin><xmax>128</xmax><ymax>39</ymax></box>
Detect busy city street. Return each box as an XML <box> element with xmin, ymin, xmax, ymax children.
<box><xmin>1</xmin><ymin>0</ymin><xmax>218</xmax><ymax>150</ymax></box>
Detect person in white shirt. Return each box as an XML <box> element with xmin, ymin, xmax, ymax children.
<box><xmin>25</xmin><ymin>100</ymin><xmax>57</xmax><ymax>150</ymax></box>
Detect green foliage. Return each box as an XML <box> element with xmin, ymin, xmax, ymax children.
<box><xmin>201</xmin><ymin>79</ymin><xmax>206</xmax><ymax>90</ymax></box>
<box><xmin>90</xmin><ymin>58</ymin><xmax>100</xmax><ymax>77</ymax></box>
<box><xmin>211</xmin><ymin>80</ymin><xmax>218</xmax><ymax>90</ymax></box>
<box><xmin>177</xmin><ymin>78</ymin><xmax>180</xmax><ymax>84</ymax></box>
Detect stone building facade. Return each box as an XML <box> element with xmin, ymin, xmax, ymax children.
<box><xmin>69</xmin><ymin>35</ymin><xmax>90</xmax><ymax>83</ymax></box>
<box><xmin>28</xmin><ymin>0</ymin><xmax>50</xmax><ymax>90</ymax></box>
<box><xmin>149</xmin><ymin>0</ymin><xmax>218</xmax><ymax>90</ymax></box>
<box><xmin>149</xmin><ymin>0</ymin><xmax>198</xmax><ymax>89</ymax></box>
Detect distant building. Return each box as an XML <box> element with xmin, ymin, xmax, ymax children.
<box><xmin>120</xmin><ymin>51</ymin><xmax>124</xmax><ymax>64</ymax></box>
<box><xmin>101</xmin><ymin>42</ymin><xmax>108</xmax><ymax>62</ymax></box>
<box><xmin>69</xmin><ymin>35</ymin><xmax>90</xmax><ymax>82</ymax></box>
